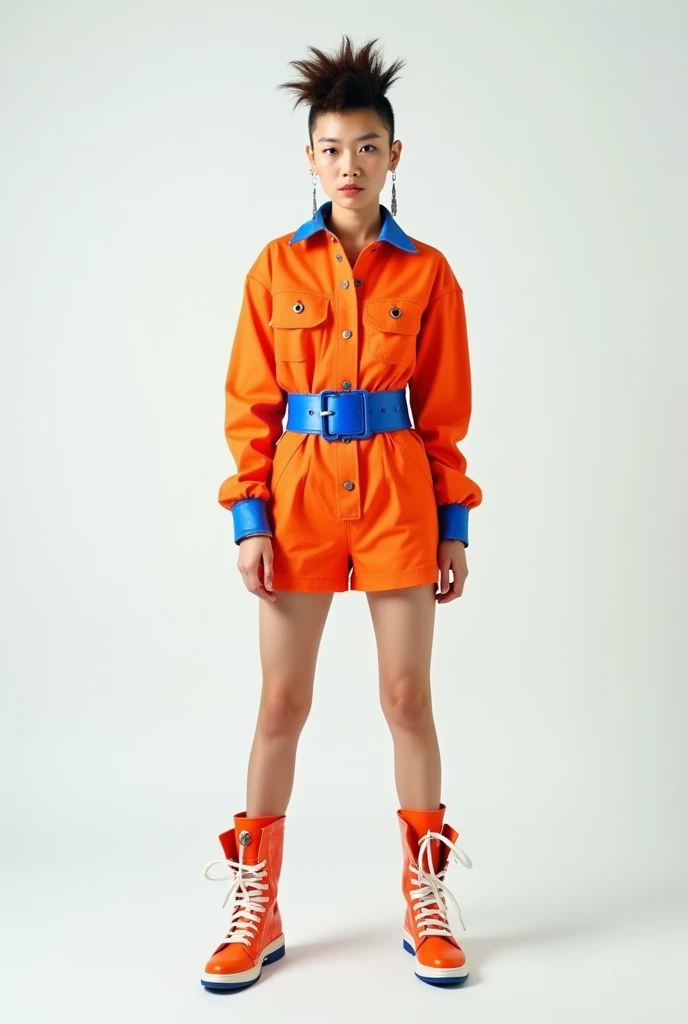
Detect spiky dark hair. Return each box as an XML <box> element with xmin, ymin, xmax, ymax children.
<box><xmin>276</xmin><ymin>34</ymin><xmax>406</xmax><ymax>147</ymax></box>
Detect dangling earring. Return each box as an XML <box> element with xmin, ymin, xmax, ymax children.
<box><xmin>310</xmin><ymin>169</ymin><xmax>318</xmax><ymax>218</ymax></box>
<box><xmin>391</xmin><ymin>169</ymin><xmax>397</xmax><ymax>217</ymax></box>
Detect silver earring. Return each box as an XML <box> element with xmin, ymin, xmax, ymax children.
<box><xmin>310</xmin><ymin>170</ymin><xmax>318</xmax><ymax>218</ymax></box>
<box><xmin>391</xmin><ymin>170</ymin><xmax>397</xmax><ymax>217</ymax></box>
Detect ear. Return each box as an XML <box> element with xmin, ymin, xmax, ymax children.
<box><xmin>389</xmin><ymin>139</ymin><xmax>402</xmax><ymax>171</ymax></box>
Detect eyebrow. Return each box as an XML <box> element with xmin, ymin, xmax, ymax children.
<box><xmin>316</xmin><ymin>132</ymin><xmax>382</xmax><ymax>143</ymax></box>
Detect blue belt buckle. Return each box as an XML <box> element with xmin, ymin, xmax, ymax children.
<box><xmin>319</xmin><ymin>389</ymin><xmax>371</xmax><ymax>441</ymax></box>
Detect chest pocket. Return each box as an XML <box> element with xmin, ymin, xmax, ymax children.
<box><xmin>363</xmin><ymin>298</ymin><xmax>424</xmax><ymax>363</ymax></box>
<box><xmin>270</xmin><ymin>292</ymin><xmax>331</xmax><ymax>362</ymax></box>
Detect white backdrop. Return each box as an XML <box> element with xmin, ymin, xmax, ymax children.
<box><xmin>1</xmin><ymin>1</ymin><xmax>686</xmax><ymax>1021</ymax></box>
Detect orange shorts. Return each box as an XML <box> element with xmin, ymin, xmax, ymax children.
<box><xmin>267</xmin><ymin>427</ymin><xmax>440</xmax><ymax>593</ymax></box>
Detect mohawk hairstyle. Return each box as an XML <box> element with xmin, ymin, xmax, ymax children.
<box><xmin>276</xmin><ymin>34</ymin><xmax>406</xmax><ymax>147</ymax></box>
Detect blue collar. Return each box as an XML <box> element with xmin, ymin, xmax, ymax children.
<box><xmin>288</xmin><ymin>200</ymin><xmax>418</xmax><ymax>253</ymax></box>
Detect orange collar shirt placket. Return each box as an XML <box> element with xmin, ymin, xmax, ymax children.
<box><xmin>307</xmin><ymin>226</ymin><xmax>368</xmax><ymax>522</ymax></box>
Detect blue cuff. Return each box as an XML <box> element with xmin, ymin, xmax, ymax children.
<box><xmin>438</xmin><ymin>503</ymin><xmax>469</xmax><ymax>547</ymax></box>
<box><xmin>231</xmin><ymin>498</ymin><xmax>272</xmax><ymax>544</ymax></box>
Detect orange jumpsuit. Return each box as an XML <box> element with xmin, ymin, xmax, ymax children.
<box><xmin>218</xmin><ymin>200</ymin><xmax>482</xmax><ymax>593</ymax></box>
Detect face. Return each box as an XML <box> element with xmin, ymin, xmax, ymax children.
<box><xmin>306</xmin><ymin>108</ymin><xmax>401</xmax><ymax>209</ymax></box>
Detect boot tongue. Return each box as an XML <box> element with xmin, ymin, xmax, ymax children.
<box><xmin>233</xmin><ymin>814</ymin><xmax>280</xmax><ymax>867</ymax></box>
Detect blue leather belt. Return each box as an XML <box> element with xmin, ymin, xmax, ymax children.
<box><xmin>285</xmin><ymin>388</ymin><xmax>411</xmax><ymax>441</ymax></box>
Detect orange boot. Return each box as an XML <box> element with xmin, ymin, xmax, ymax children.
<box><xmin>200</xmin><ymin>811</ymin><xmax>286</xmax><ymax>990</ymax></box>
<box><xmin>398</xmin><ymin>804</ymin><xmax>473</xmax><ymax>986</ymax></box>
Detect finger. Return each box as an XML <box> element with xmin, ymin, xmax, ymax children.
<box><xmin>452</xmin><ymin>570</ymin><xmax>463</xmax><ymax>597</ymax></box>
<box><xmin>251</xmin><ymin>564</ymin><xmax>278</xmax><ymax>602</ymax></box>
<box><xmin>238</xmin><ymin>560</ymin><xmax>258</xmax><ymax>590</ymax></box>
<box><xmin>446</xmin><ymin>569</ymin><xmax>465</xmax><ymax>601</ymax></box>
<box><xmin>263</xmin><ymin>551</ymin><xmax>274</xmax><ymax>592</ymax></box>
<box><xmin>238</xmin><ymin>561</ymin><xmax>274</xmax><ymax>602</ymax></box>
<box><xmin>437</xmin><ymin>566</ymin><xmax>460</xmax><ymax>603</ymax></box>
<box><xmin>439</xmin><ymin>560</ymin><xmax>450</xmax><ymax>594</ymax></box>
<box><xmin>246</xmin><ymin>565</ymin><xmax>262</xmax><ymax>594</ymax></box>
<box><xmin>255</xmin><ymin>564</ymin><xmax>276</xmax><ymax>602</ymax></box>
<box><xmin>239</xmin><ymin>568</ymin><xmax>258</xmax><ymax>596</ymax></box>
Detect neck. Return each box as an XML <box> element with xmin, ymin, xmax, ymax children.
<box><xmin>323</xmin><ymin>196</ymin><xmax>383</xmax><ymax>246</ymax></box>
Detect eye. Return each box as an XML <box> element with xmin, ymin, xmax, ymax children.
<box><xmin>322</xmin><ymin>145</ymin><xmax>377</xmax><ymax>155</ymax></box>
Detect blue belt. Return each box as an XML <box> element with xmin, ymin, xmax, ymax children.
<box><xmin>285</xmin><ymin>388</ymin><xmax>411</xmax><ymax>441</ymax></box>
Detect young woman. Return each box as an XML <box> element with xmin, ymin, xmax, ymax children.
<box><xmin>201</xmin><ymin>35</ymin><xmax>482</xmax><ymax>991</ymax></box>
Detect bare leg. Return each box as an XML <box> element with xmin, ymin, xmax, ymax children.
<box><xmin>366</xmin><ymin>583</ymin><xmax>441</xmax><ymax>808</ymax></box>
<box><xmin>245</xmin><ymin>590</ymin><xmax>334</xmax><ymax>816</ymax></box>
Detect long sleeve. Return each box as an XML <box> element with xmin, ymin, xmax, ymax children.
<box><xmin>218</xmin><ymin>271</ymin><xmax>286</xmax><ymax>543</ymax></box>
<box><xmin>409</xmin><ymin>260</ymin><xmax>483</xmax><ymax>547</ymax></box>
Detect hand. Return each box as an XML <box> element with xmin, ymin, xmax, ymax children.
<box><xmin>237</xmin><ymin>535</ymin><xmax>276</xmax><ymax>602</ymax></box>
<box><xmin>436</xmin><ymin>539</ymin><xmax>468</xmax><ymax>604</ymax></box>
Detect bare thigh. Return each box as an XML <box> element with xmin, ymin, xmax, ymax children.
<box><xmin>366</xmin><ymin>583</ymin><xmax>437</xmax><ymax>699</ymax></box>
<box><xmin>257</xmin><ymin>590</ymin><xmax>335</xmax><ymax>710</ymax></box>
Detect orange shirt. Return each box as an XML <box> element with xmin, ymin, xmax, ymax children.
<box><xmin>218</xmin><ymin>200</ymin><xmax>482</xmax><ymax>547</ymax></box>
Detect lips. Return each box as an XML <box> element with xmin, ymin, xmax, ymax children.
<box><xmin>340</xmin><ymin>186</ymin><xmax>363</xmax><ymax>192</ymax></box>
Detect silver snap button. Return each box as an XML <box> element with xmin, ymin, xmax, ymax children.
<box><xmin>342</xmin><ymin>437</ymin><xmax>351</xmax><ymax>443</ymax></box>
<box><xmin>239</xmin><ymin>830</ymin><xmax>252</xmax><ymax>847</ymax></box>
<box><xmin>343</xmin><ymin>480</ymin><xmax>355</xmax><ymax>491</ymax></box>
<box><xmin>342</xmin><ymin>330</ymin><xmax>352</xmax><ymax>338</ymax></box>
<box><xmin>355</xmin><ymin>279</ymin><xmax>362</xmax><ymax>287</ymax></box>
<box><xmin>336</xmin><ymin>254</ymin><xmax>343</xmax><ymax>261</ymax></box>
<box><xmin>342</xmin><ymin>381</ymin><xmax>351</xmax><ymax>390</ymax></box>
<box><xmin>390</xmin><ymin>307</ymin><xmax>402</xmax><ymax>318</ymax></box>
<box><xmin>341</xmin><ymin>280</ymin><xmax>349</xmax><ymax>289</ymax></box>
<box><xmin>293</xmin><ymin>302</ymin><xmax>305</xmax><ymax>313</ymax></box>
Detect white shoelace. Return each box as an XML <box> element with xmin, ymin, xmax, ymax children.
<box><xmin>409</xmin><ymin>829</ymin><xmax>473</xmax><ymax>939</ymax></box>
<box><xmin>203</xmin><ymin>844</ymin><xmax>270</xmax><ymax>946</ymax></box>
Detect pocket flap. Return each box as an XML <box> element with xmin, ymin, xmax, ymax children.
<box><xmin>270</xmin><ymin>292</ymin><xmax>330</xmax><ymax>329</ymax></box>
<box><xmin>363</xmin><ymin>298</ymin><xmax>423</xmax><ymax>335</ymax></box>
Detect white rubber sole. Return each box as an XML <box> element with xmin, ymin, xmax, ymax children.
<box><xmin>201</xmin><ymin>934</ymin><xmax>286</xmax><ymax>990</ymax></box>
<box><xmin>402</xmin><ymin>928</ymin><xmax>469</xmax><ymax>984</ymax></box>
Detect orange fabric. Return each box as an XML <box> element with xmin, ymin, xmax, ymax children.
<box><xmin>218</xmin><ymin>204</ymin><xmax>482</xmax><ymax>591</ymax></box>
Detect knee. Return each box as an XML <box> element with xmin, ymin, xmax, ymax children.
<box><xmin>380</xmin><ymin>677</ymin><xmax>432</xmax><ymax>734</ymax></box>
<box><xmin>257</xmin><ymin>684</ymin><xmax>312</xmax><ymax>739</ymax></box>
